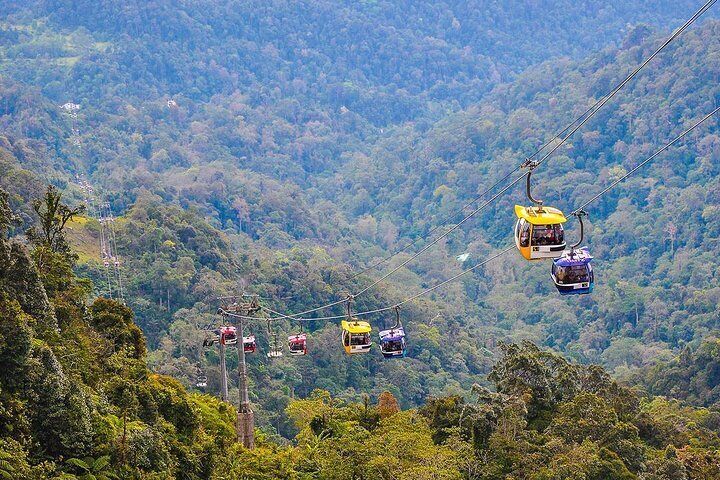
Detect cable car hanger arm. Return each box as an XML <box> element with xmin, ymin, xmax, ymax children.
<box><xmin>570</xmin><ymin>210</ymin><xmax>588</xmax><ymax>250</ymax></box>
<box><xmin>525</xmin><ymin>163</ymin><xmax>544</xmax><ymax>209</ymax></box>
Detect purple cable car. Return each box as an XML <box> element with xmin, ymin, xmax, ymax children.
<box><xmin>551</xmin><ymin>247</ymin><xmax>594</xmax><ymax>295</ymax></box>
<box><xmin>379</xmin><ymin>307</ymin><xmax>407</xmax><ymax>358</ymax></box>
<box><xmin>379</xmin><ymin>327</ymin><xmax>407</xmax><ymax>358</ymax></box>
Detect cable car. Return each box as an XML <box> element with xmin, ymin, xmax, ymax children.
<box><xmin>379</xmin><ymin>307</ymin><xmax>407</xmax><ymax>358</ymax></box>
<box><xmin>220</xmin><ymin>326</ymin><xmax>237</xmax><ymax>345</ymax></box>
<box><xmin>267</xmin><ymin>345</ymin><xmax>284</xmax><ymax>358</ymax></box>
<box><xmin>195</xmin><ymin>375</ymin><xmax>208</xmax><ymax>388</ymax></box>
<box><xmin>341</xmin><ymin>297</ymin><xmax>372</xmax><ymax>354</ymax></box>
<box><xmin>243</xmin><ymin>335</ymin><xmax>257</xmax><ymax>353</ymax></box>
<box><xmin>341</xmin><ymin>321</ymin><xmax>372</xmax><ymax>354</ymax></box>
<box><xmin>514</xmin><ymin>165</ymin><xmax>566</xmax><ymax>260</ymax></box>
<box><xmin>266</xmin><ymin>320</ymin><xmax>284</xmax><ymax>358</ymax></box>
<box><xmin>288</xmin><ymin>333</ymin><xmax>308</xmax><ymax>356</ymax></box>
<box><xmin>551</xmin><ymin>211</ymin><xmax>594</xmax><ymax>295</ymax></box>
<box><xmin>379</xmin><ymin>328</ymin><xmax>406</xmax><ymax>358</ymax></box>
<box><xmin>552</xmin><ymin>248</ymin><xmax>594</xmax><ymax>295</ymax></box>
<box><xmin>514</xmin><ymin>205</ymin><xmax>567</xmax><ymax>260</ymax></box>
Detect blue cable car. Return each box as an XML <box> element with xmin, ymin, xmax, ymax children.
<box><xmin>551</xmin><ymin>247</ymin><xmax>594</xmax><ymax>295</ymax></box>
<box><xmin>379</xmin><ymin>307</ymin><xmax>407</xmax><ymax>358</ymax></box>
<box><xmin>551</xmin><ymin>211</ymin><xmax>594</xmax><ymax>295</ymax></box>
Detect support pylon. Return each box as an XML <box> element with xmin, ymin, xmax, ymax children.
<box><xmin>219</xmin><ymin>341</ymin><xmax>228</xmax><ymax>403</ymax></box>
<box><xmin>235</xmin><ymin>318</ymin><xmax>254</xmax><ymax>449</ymax></box>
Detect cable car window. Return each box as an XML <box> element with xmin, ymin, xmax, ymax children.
<box><xmin>350</xmin><ymin>333</ymin><xmax>370</xmax><ymax>345</ymax></box>
<box><xmin>567</xmin><ymin>265</ymin><xmax>590</xmax><ymax>282</ymax></box>
<box><xmin>555</xmin><ymin>265</ymin><xmax>568</xmax><ymax>283</ymax></box>
<box><xmin>519</xmin><ymin>219</ymin><xmax>530</xmax><ymax>247</ymax></box>
<box><xmin>384</xmin><ymin>340</ymin><xmax>403</xmax><ymax>351</ymax></box>
<box><xmin>555</xmin><ymin>265</ymin><xmax>590</xmax><ymax>284</ymax></box>
<box><xmin>532</xmin><ymin>224</ymin><xmax>561</xmax><ymax>245</ymax></box>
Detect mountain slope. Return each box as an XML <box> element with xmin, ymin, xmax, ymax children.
<box><xmin>1</xmin><ymin>0</ymin><xmax>719</xmax><ymax>439</ymax></box>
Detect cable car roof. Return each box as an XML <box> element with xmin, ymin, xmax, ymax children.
<box><xmin>514</xmin><ymin>205</ymin><xmax>567</xmax><ymax>225</ymax></box>
<box><xmin>554</xmin><ymin>247</ymin><xmax>593</xmax><ymax>266</ymax></box>
<box><xmin>342</xmin><ymin>320</ymin><xmax>371</xmax><ymax>334</ymax></box>
<box><xmin>379</xmin><ymin>327</ymin><xmax>405</xmax><ymax>341</ymax></box>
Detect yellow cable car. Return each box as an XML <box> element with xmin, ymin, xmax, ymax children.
<box><xmin>514</xmin><ymin>205</ymin><xmax>567</xmax><ymax>260</ymax></box>
<box><xmin>341</xmin><ymin>320</ymin><xmax>372</xmax><ymax>354</ymax></box>
<box><xmin>513</xmin><ymin>164</ymin><xmax>567</xmax><ymax>260</ymax></box>
<box><xmin>340</xmin><ymin>296</ymin><xmax>372</xmax><ymax>355</ymax></box>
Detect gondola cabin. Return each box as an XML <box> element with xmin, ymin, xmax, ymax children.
<box><xmin>243</xmin><ymin>335</ymin><xmax>257</xmax><ymax>353</ymax></box>
<box><xmin>551</xmin><ymin>247</ymin><xmax>594</xmax><ymax>295</ymax></box>
<box><xmin>341</xmin><ymin>320</ymin><xmax>372</xmax><ymax>354</ymax></box>
<box><xmin>514</xmin><ymin>205</ymin><xmax>567</xmax><ymax>260</ymax></box>
<box><xmin>220</xmin><ymin>326</ymin><xmax>237</xmax><ymax>345</ymax></box>
<box><xmin>267</xmin><ymin>346</ymin><xmax>283</xmax><ymax>358</ymax></box>
<box><xmin>196</xmin><ymin>375</ymin><xmax>208</xmax><ymax>388</ymax></box>
<box><xmin>379</xmin><ymin>327</ymin><xmax>406</xmax><ymax>358</ymax></box>
<box><xmin>288</xmin><ymin>333</ymin><xmax>308</xmax><ymax>356</ymax></box>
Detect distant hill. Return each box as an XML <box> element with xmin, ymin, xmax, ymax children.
<box><xmin>3</xmin><ymin>0</ymin><xmax>713</xmax><ymax>109</ymax></box>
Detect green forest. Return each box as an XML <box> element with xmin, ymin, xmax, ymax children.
<box><xmin>1</xmin><ymin>0</ymin><xmax>720</xmax><ymax>478</ymax></box>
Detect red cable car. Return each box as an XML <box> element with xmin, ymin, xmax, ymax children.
<box><xmin>288</xmin><ymin>333</ymin><xmax>308</xmax><ymax>356</ymax></box>
<box><xmin>243</xmin><ymin>335</ymin><xmax>257</xmax><ymax>353</ymax></box>
<box><xmin>219</xmin><ymin>326</ymin><xmax>237</xmax><ymax>345</ymax></box>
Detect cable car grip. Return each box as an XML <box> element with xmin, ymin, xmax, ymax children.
<box><xmin>571</xmin><ymin>210</ymin><xmax>588</xmax><ymax>251</ymax></box>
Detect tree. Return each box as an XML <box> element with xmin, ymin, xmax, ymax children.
<box><xmin>531</xmin><ymin>441</ymin><xmax>635</xmax><ymax>480</ymax></box>
<box><xmin>64</xmin><ymin>455</ymin><xmax>117</xmax><ymax>480</ymax></box>
<box><xmin>27</xmin><ymin>185</ymin><xmax>84</xmax><ymax>256</ymax></box>
<box><xmin>90</xmin><ymin>299</ymin><xmax>146</xmax><ymax>360</ymax></box>
<box><xmin>377</xmin><ymin>391</ymin><xmax>400</xmax><ymax>419</ymax></box>
<box><xmin>0</xmin><ymin>294</ymin><xmax>33</xmax><ymax>392</ymax></box>
<box><xmin>488</xmin><ymin>341</ymin><xmax>580</xmax><ymax>427</ymax></box>
<box><xmin>550</xmin><ymin>393</ymin><xmax>619</xmax><ymax>444</ymax></box>
<box><xmin>0</xmin><ymin>189</ymin><xmax>16</xmax><ymax>238</ymax></box>
<box><xmin>0</xmin><ymin>438</ymin><xmax>53</xmax><ymax>480</ymax></box>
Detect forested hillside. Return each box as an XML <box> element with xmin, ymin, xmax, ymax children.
<box><xmin>0</xmin><ymin>188</ymin><xmax>238</xmax><ymax>478</ymax></box>
<box><xmin>2</xmin><ymin>190</ymin><xmax>719</xmax><ymax>477</ymax></box>
<box><xmin>1</xmin><ymin>0</ymin><xmax>720</xmax><ymax>477</ymax></box>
